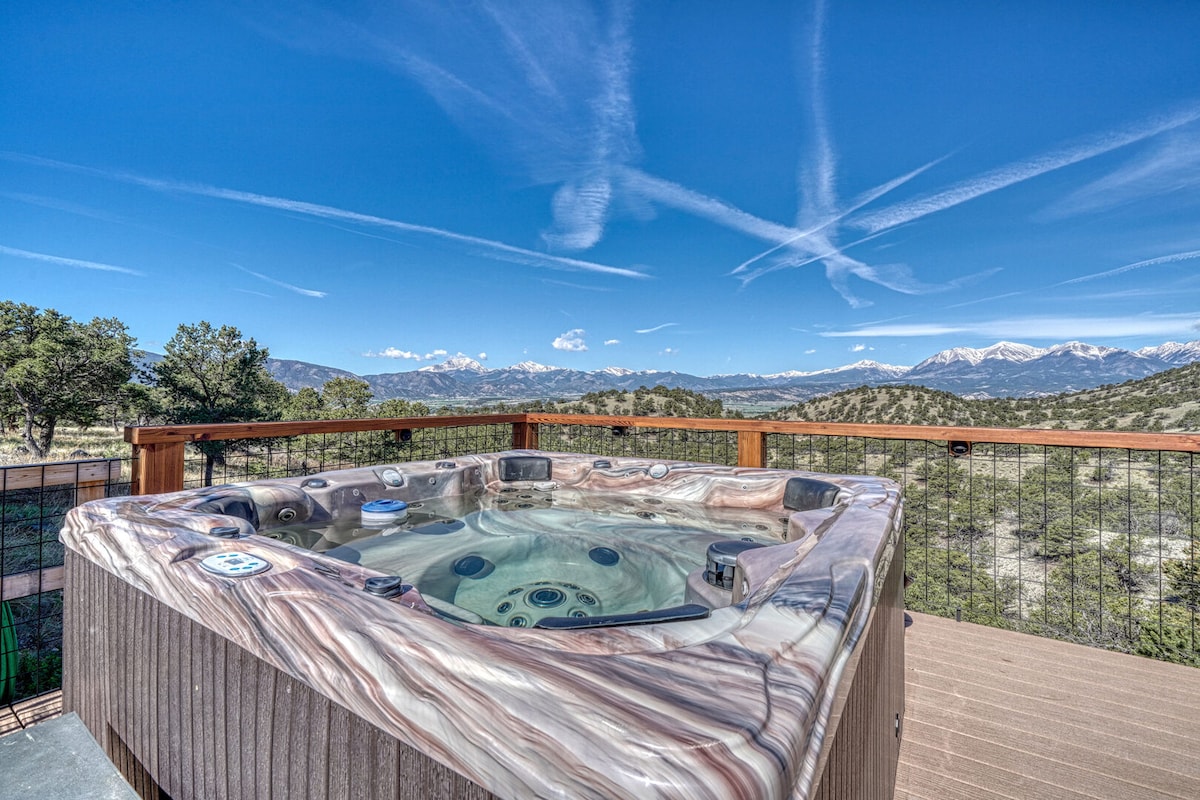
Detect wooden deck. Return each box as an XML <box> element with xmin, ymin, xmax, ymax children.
<box><xmin>896</xmin><ymin>612</ymin><xmax>1200</xmax><ymax>800</ymax></box>
<box><xmin>0</xmin><ymin>691</ymin><xmax>62</xmax><ymax>736</ymax></box>
<box><xmin>6</xmin><ymin>614</ymin><xmax>1200</xmax><ymax>798</ymax></box>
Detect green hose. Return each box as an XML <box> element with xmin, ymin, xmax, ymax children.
<box><xmin>0</xmin><ymin>600</ymin><xmax>18</xmax><ymax>704</ymax></box>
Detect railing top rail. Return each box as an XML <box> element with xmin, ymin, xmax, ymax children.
<box><xmin>125</xmin><ymin>414</ymin><xmax>528</xmax><ymax>445</ymax></box>
<box><xmin>525</xmin><ymin>414</ymin><xmax>1200</xmax><ymax>452</ymax></box>
<box><xmin>126</xmin><ymin>413</ymin><xmax>1200</xmax><ymax>453</ymax></box>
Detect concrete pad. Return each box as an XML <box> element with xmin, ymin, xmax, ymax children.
<box><xmin>0</xmin><ymin>712</ymin><xmax>138</xmax><ymax>800</ymax></box>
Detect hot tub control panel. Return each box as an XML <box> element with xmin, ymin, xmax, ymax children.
<box><xmin>199</xmin><ymin>552</ymin><xmax>271</xmax><ymax>577</ymax></box>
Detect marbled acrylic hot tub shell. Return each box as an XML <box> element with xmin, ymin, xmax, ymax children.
<box><xmin>61</xmin><ymin>451</ymin><xmax>903</xmax><ymax>800</ymax></box>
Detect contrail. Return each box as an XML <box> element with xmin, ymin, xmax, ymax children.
<box><xmin>617</xmin><ymin>167</ymin><xmax>799</xmax><ymax>244</ymax></box>
<box><xmin>822</xmin><ymin>313</ymin><xmax>1200</xmax><ymax>339</ymax></box>
<box><xmin>732</xmin><ymin>159</ymin><xmax>943</xmax><ymax>275</ymax></box>
<box><xmin>1054</xmin><ymin>248</ymin><xmax>1200</xmax><ymax>286</ymax></box>
<box><xmin>232</xmin><ymin>263</ymin><xmax>327</xmax><ymax>298</ymax></box>
<box><xmin>851</xmin><ymin>104</ymin><xmax>1200</xmax><ymax>233</ymax></box>
<box><xmin>1</xmin><ymin>152</ymin><xmax>648</xmax><ymax>279</ymax></box>
<box><xmin>0</xmin><ymin>244</ymin><xmax>144</xmax><ymax>276</ymax></box>
<box><xmin>543</xmin><ymin>1</ymin><xmax>637</xmax><ymax>251</ymax></box>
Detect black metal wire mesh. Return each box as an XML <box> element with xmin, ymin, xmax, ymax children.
<box><xmin>178</xmin><ymin>424</ymin><xmax>516</xmax><ymax>489</ymax></box>
<box><xmin>0</xmin><ymin>458</ymin><xmax>135</xmax><ymax>705</ymax></box>
<box><xmin>537</xmin><ymin>423</ymin><xmax>740</xmax><ymax>465</ymax></box>
<box><xmin>766</xmin><ymin>434</ymin><xmax>1200</xmax><ymax>665</ymax></box>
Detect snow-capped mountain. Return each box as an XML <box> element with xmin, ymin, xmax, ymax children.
<box><xmin>819</xmin><ymin>359</ymin><xmax>912</xmax><ymax>378</ymax></box>
<box><xmin>417</xmin><ymin>356</ymin><xmax>488</xmax><ymax>374</ymax></box>
<box><xmin>506</xmin><ymin>361</ymin><xmax>559</xmax><ymax>373</ymax></box>
<box><xmin>265</xmin><ymin>339</ymin><xmax>1200</xmax><ymax>404</ymax></box>
<box><xmin>1137</xmin><ymin>341</ymin><xmax>1200</xmax><ymax>365</ymax></box>
<box><xmin>905</xmin><ymin>340</ymin><xmax>1165</xmax><ymax>395</ymax></box>
<box><xmin>912</xmin><ymin>341</ymin><xmax>1042</xmax><ymax>368</ymax></box>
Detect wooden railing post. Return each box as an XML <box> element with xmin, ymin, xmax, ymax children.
<box><xmin>512</xmin><ymin>420</ymin><xmax>539</xmax><ymax>451</ymax></box>
<box><xmin>738</xmin><ymin>430</ymin><xmax>766</xmax><ymax>468</ymax></box>
<box><xmin>76</xmin><ymin>458</ymin><xmax>123</xmax><ymax>504</ymax></box>
<box><xmin>133</xmin><ymin>442</ymin><xmax>185</xmax><ymax>496</ymax></box>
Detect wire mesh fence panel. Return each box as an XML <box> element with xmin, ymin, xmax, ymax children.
<box><xmin>766</xmin><ymin>431</ymin><xmax>1198</xmax><ymax>664</ymax></box>
<box><xmin>0</xmin><ymin>457</ymin><xmax>135</xmax><ymax>703</ymax></box>
<box><xmin>768</xmin><ymin>433</ymin><xmax>1200</xmax><ymax>667</ymax></box>
<box><xmin>178</xmin><ymin>424</ymin><xmax>519</xmax><ymax>489</ymax></box>
<box><xmin>537</xmin><ymin>424</ymin><xmax>739</xmax><ymax>465</ymax></box>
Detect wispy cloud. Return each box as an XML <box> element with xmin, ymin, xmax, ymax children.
<box><xmin>552</xmin><ymin>328</ymin><xmax>588</xmax><ymax>351</ymax></box>
<box><xmin>797</xmin><ymin>0</ymin><xmax>836</xmax><ymax>225</ymax></box>
<box><xmin>252</xmin><ymin>2</ymin><xmax>639</xmax><ymax>254</ymax></box>
<box><xmin>850</xmin><ymin>103</ymin><xmax>1200</xmax><ymax>234</ymax></box>
<box><xmin>604</xmin><ymin>338</ymin><xmax>620</xmax><ymax>345</ymax></box>
<box><xmin>1041</xmin><ymin>128</ymin><xmax>1200</xmax><ymax>219</ymax></box>
<box><xmin>232</xmin><ymin>263</ymin><xmax>326</xmax><ymax>298</ymax></box>
<box><xmin>617</xmin><ymin>168</ymin><xmax>798</xmax><ymax>243</ymax></box>
<box><xmin>542</xmin><ymin>3</ymin><xmax>636</xmax><ymax>250</ymax></box>
<box><xmin>940</xmin><ymin>248</ymin><xmax>1200</xmax><ymax>308</ymax></box>
<box><xmin>1054</xmin><ymin>248</ymin><xmax>1200</xmax><ymax>287</ymax></box>
<box><xmin>729</xmin><ymin>162</ymin><xmax>942</xmax><ymax>277</ymax></box>
<box><xmin>1071</xmin><ymin>285</ymin><xmax>1200</xmax><ymax>301</ymax></box>
<box><xmin>2</xmin><ymin>152</ymin><xmax>647</xmax><ymax>279</ymax></box>
<box><xmin>635</xmin><ymin>322</ymin><xmax>678</xmax><ymax>334</ymax></box>
<box><xmin>0</xmin><ymin>244</ymin><xmax>144</xmax><ymax>276</ymax></box>
<box><xmin>0</xmin><ymin>191</ymin><xmax>127</xmax><ymax>224</ymax></box>
<box><xmin>611</xmin><ymin>4</ymin><xmax>969</xmax><ymax>308</ymax></box>
<box><xmin>944</xmin><ymin>290</ymin><xmax>1026</xmax><ymax>309</ymax></box>
<box><xmin>617</xmin><ymin>164</ymin><xmax>942</xmax><ymax>306</ymax></box>
<box><xmin>822</xmin><ymin>314</ymin><xmax>1200</xmax><ymax>339</ymax></box>
<box><xmin>736</xmin><ymin>0</ymin><xmax>938</xmax><ymax>307</ymax></box>
<box><xmin>480</xmin><ymin>1</ymin><xmax>565</xmax><ymax>104</ymax></box>
<box><xmin>540</xmin><ymin>278</ymin><xmax>615</xmax><ymax>292</ymax></box>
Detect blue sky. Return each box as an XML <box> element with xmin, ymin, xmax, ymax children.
<box><xmin>3</xmin><ymin>1</ymin><xmax>1200</xmax><ymax>378</ymax></box>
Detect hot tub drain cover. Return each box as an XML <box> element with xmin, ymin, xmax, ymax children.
<box><xmin>527</xmin><ymin>587</ymin><xmax>566</xmax><ymax>608</ymax></box>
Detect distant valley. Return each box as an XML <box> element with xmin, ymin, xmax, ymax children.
<box><xmin>259</xmin><ymin>340</ymin><xmax>1200</xmax><ymax>409</ymax></box>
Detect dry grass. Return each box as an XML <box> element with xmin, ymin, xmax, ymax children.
<box><xmin>0</xmin><ymin>426</ymin><xmax>128</xmax><ymax>467</ymax></box>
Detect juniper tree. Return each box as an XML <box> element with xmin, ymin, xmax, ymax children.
<box><xmin>0</xmin><ymin>302</ymin><xmax>135</xmax><ymax>458</ymax></box>
<box><xmin>153</xmin><ymin>322</ymin><xmax>288</xmax><ymax>484</ymax></box>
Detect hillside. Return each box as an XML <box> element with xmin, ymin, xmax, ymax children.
<box><xmin>450</xmin><ymin>386</ymin><xmax>742</xmax><ymax>419</ymax></box>
<box><xmin>252</xmin><ymin>338</ymin><xmax>1200</xmax><ymax>404</ymax></box>
<box><xmin>460</xmin><ymin>362</ymin><xmax>1200</xmax><ymax>431</ymax></box>
<box><xmin>761</xmin><ymin>361</ymin><xmax>1200</xmax><ymax>431</ymax></box>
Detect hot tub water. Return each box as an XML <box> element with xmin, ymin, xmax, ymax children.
<box><xmin>262</xmin><ymin>486</ymin><xmax>786</xmax><ymax>626</ymax></box>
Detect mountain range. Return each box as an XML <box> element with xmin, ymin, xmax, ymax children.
<box><xmin>262</xmin><ymin>340</ymin><xmax>1200</xmax><ymax>405</ymax></box>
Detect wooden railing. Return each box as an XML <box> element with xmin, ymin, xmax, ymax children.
<box><xmin>125</xmin><ymin>413</ymin><xmax>1200</xmax><ymax>495</ymax></box>
<box><xmin>10</xmin><ymin>413</ymin><xmax>1181</xmax><ymax>672</ymax></box>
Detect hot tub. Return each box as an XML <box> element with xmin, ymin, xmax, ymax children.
<box><xmin>60</xmin><ymin>451</ymin><xmax>904</xmax><ymax>800</ymax></box>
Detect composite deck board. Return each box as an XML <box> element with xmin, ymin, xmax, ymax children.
<box><xmin>895</xmin><ymin>612</ymin><xmax>1200</xmax><ymax>800</ymax></box>
<box><xmin>907</xmin><ymin>619</ymin><xmax>1200</xmax><ymax>702</ymax></box>
<box><xmin>907</xmin><ymin>687</ymin><xmax>1200</xmax><ymax>779</ymax></box>
<box><xmin>907</xmin><ymin>656</ymin><xmax>1200</xmax><ymax>739</ymax></box>
<box><xmin>0</xmin><ymin>690</ymin><xmax>63</xmax><ymax>736</ymax></box>
<box><xmin>906</xmin><ymin>633</ymin><xmax>1200</xmax><ymax>719</ymax></box>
